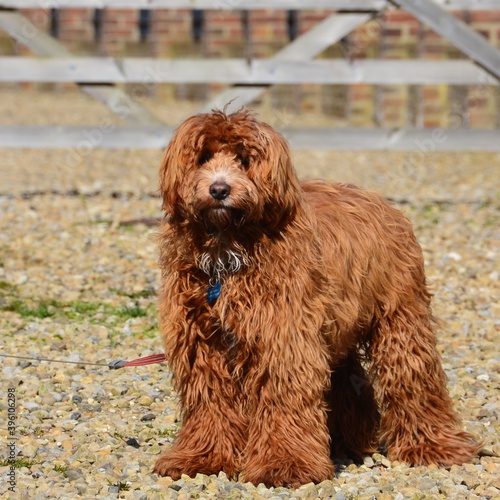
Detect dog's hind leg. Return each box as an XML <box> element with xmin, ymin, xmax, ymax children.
<box><xmin>327</xmin><ymin>352</ymin><xmax>380</xmax><ymax>462</ymax></box>
<box><xmin>368</xmin><ymin>305</ymin><xmax>481</xmax><ymax>466</ymax></box>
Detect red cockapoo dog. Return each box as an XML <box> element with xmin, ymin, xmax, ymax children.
<box><xmin>153</xmin><ymin>109</ymin><xmax>479</xmax><ymax>488</ymax></box>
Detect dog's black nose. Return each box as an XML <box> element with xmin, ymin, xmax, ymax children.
<box><xmin>209</xmin><ymin>181</ymin><xmax>231</xmax><ymax>200</ymax></box>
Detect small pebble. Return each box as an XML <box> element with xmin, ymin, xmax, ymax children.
<box><xmin>126</xmin><ymin>438</ymin><xmax>141</xmax><ymax>448</ymax></box>
<box><xmin>24</xmin><ymin>401</ymin><xmax>41</xmax><ymax>411</ymax></box>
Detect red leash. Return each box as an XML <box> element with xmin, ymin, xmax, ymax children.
<box><xmin>0</xmin><ymin>352</ymin><xmax>166</xmax><ymax>369</ymax></box>
<box><xmin>109</xmin><ymin>353</ymin><xmax>166</xmax><ymax>369</ymax></box>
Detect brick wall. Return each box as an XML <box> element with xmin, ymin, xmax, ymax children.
<box><xmin>1</xmin><ymin>8</ymin><xmax>498</xmax><ymax>128</ymax></box>
<box><xmin>58</xmin><ymin>9</ymin><xmax>95</xmax><ymax>53</ymax></box>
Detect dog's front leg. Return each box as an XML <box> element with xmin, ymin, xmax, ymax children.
<box><xmin>242</xmin><ymin>315</ymin><xmax>335</xmax><ymax>488</ymax></box>
<box><xmin>154</xmin><ymin>336</ymin><xmax>247</xmax><ymax>480</ymax></box>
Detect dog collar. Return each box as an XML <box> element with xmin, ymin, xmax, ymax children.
<box><xmin>207</xmin><ymin>282</ymin><xmax>222</xmax><ymax>304</ymax></box>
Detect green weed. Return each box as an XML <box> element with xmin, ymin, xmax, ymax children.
<box><xmin>108</xmin><ymin>480</ymin><xmax>130</xmax><ymax>491</ymax></box>
<box><xmin>117</xmin><ymin>305</ymin><xmax>148</xmax><ymax>318</ymax></box>
<box><xmin>3</xmin><ymin>299</ymin><xmax>56</xmax><ymax>318</ymax></box>
<box><xmin>0</xmin><ymin>280</ymin><xmax>16</xmax><ymax>293</ymax></box>
<box><xmin>0</xmin><ymin>458</ymin><xmax>40</xmax><ymax>468</ymax></box>
<box><xmin>157</xmin><ymin>428</ymin><xmax>178</xmax><ymax>439</ymax></box>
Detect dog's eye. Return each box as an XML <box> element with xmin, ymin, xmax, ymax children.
<box><xmin>235</xmin><ymin>144</ymin><xmax>250</xmax><ymax>170</ymax></box>
<box><xmin>198</xmin><ymin>151</ymin><xmax>212</xmax><ymax>165</ymax></box>
<box><xmin>238</xmin><ymin>155</ymin><xmax>250</xmax><ymax>170</ymax></box>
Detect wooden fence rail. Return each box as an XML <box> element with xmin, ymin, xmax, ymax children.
<box><xmin>1</xmin><ymin>58</ymin><xmax>497</xmax><ymax>85</ymax></box>
<box><xmin>1</xmin><ymin>125</ymin><xmax>498</xmax><ymax>151</ymax></box>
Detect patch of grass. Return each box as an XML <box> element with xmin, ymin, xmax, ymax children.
<box><xmin>0</xmin><ymin>458</ymin><xmax>40</xmax><ymax>468</ymax></box>
<box><xmin>117</xmin><ymin>305</ymin><xmax>148</xmax><ymax>318</ymax></box>
<box><xmin>2</xmin><ymin>297</ymin><xmax>104</xmax><ymax>320</ymax></box>
<box><xmin>420</xmin><ymin>203</ymin><xmax>443</xmax><ymax>225</ymax></box>
<box><xmin>0</xmin><ymin>280</ymin><xmax>16</xmax><ymax>294</ymax></box>
<box><xmin>1</xmin><ymin>295</ymin><xmax>157</xmax><ymax>329</ymax></box>
<box><xmin>157</xmin><ymin>428</ymin><xmax>178</xmax><ymax>439</ymax></box>
<box><xmin>139</xmin><ymin>326</ymin><xmax>159</xmax><ymax>339</ymax></box>
<box><xmin>54</xmin><ymin>464</ymin><xmax>69</xmax><ymax>474</ymax></box>
<box><xmin>2</xmin><ymin>299</ymin><xmax>24</xmax><ymax>315</ymax></box>
<box><xmin>3</xmin><ymin>299</ymin><xmax>57</xmax><ymax>318</ymax></box>
<box><xmin>108</xmin><ymin>480</ymin><xmax>130</xmax><ymax>492</ymax></box>
<box><xmin>30</xmin><ymin>301</ymin><xmax>57</xmax><ymax>318</ymax></box>
<box><xmin>71</xmin><ymin>301</ymin><xmax>102</xmax><ymax>315</ymax></box>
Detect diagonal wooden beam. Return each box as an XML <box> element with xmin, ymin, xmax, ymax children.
<box><xmin>0</xmin><ymin>10</ymin><xmax>164</xmax><ymax>125</ymax></box>
<box><xmin>198</xmin><ymin>12</ymin><xmax>375</xmax><ymax>113</ymax></box>
<box><xmin>390</xmin><ymin>0</ymin><xmax>500</xmax><ymax>81</ymax></box>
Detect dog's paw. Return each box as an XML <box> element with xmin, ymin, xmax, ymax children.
<box><xmin>243</xmin><ymin>457</ymin><xmax>335</xmax><ymax>488</ymax></box>
<box><xmin>153</xmin><ymin>454</ymin><xmax>184</xmax><ymax>479</ymax></box>
<box><xmin>153</xmin><ymin>449</ymin><xmax>239</xmax><ymax>479</ymax></box>
<box><xmin>388</xmin><ymin>432</ymin><xmax>481</xmax><ymax>467</ymax></box>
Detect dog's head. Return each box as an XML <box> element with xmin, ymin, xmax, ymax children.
<box><xmin>159</xmin><ymin>110</ymin><xmax>302</xmax><ymax>233</ymax></box>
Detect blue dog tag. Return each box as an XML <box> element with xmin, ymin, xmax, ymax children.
<box><xmin>207</xmin><ymin>282</ymin><xmax>222</xmax><ymax>304</ymax></box>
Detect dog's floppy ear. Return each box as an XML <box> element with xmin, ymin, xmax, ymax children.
<box><xmin>159</xmin><ymin>115</ymin><xmax>203</xmax><ymax>216</ymax></box>
<box><xmin>257</xmin><ymin>124</ymin><xmax>303</xmax><ymax>229</ymax></box>
<box><xmin>159</xmin><ymin>140</ymin><xmax>179</xmax><ymax>216</ymax></box>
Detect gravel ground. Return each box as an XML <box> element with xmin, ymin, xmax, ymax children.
<box><xmin>0</xmin><ymin>88</ymin><xmax>499</xmax><ymax>499</ymax></box>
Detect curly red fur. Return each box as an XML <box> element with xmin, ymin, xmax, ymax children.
<box><xmin>153</xmin><ymin>109</ymin><xmax>480</xmax><ymax>488</ymax></box>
